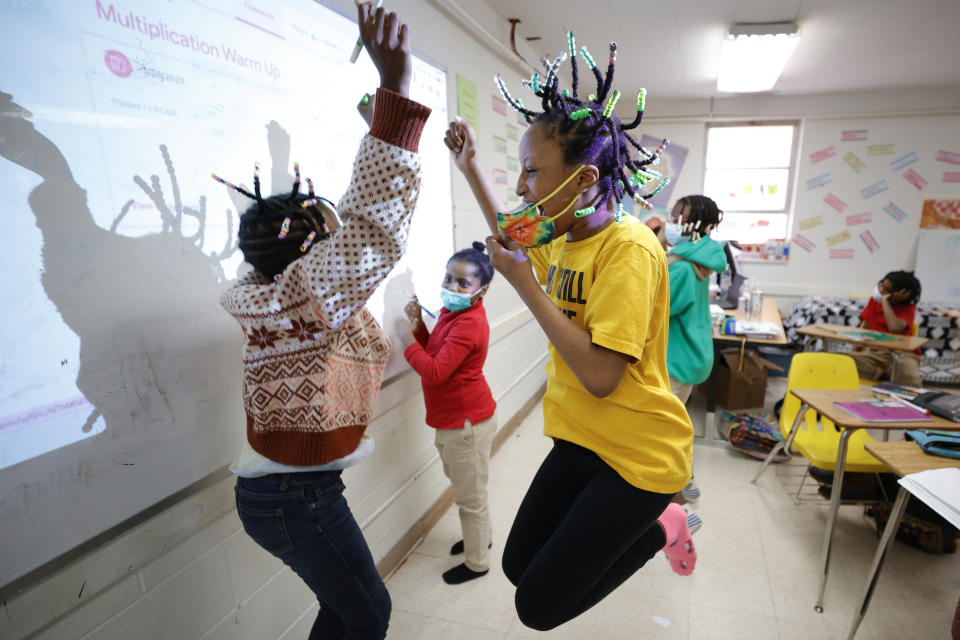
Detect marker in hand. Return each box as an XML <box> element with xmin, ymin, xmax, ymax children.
<box><xmin>350</xmin><ymin>0</ymin><xmax>384</xmax><ymax>63</ymax></box>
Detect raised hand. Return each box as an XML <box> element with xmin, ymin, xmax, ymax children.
<box><xmin>356</xmin><ymin>1</ymin><xmax>412</xmax><ymax>97</ymax></box>
<box><xmin>443</xmin><ymin>117</ymin><xmax>479</xmax><ymax>174</ymax></box>
<box><xmin>485</xmin><ymin>234</ymin><xmax>533</xmax><ymax>287</ymax></box>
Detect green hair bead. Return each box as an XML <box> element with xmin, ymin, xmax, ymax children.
<box><xmin>562</xmin><ymin>88</ymin><xmax>570</xmax><ymax>97</ymax></box>
<box><xmin>602</xmin><ymin>90</ymin><xmax>621</xmax><ymax>118</ymax></box>
<box><xmin>574</xmin><ymin>205</ymin><xmax>596</xmax><ymax>218</ymax></box>
<box><xmin>579</xmin><ymin>46</ymin><xmax>596</xmax><ymax>70</ymax></box>
<box><xmin>616</xmin><ymin>202</ymin><xmax>625</xmax><ymax>223</ymax></box>
<box><xmin>569</xmin><ymin>108</ymin><xmax>593</xmax><ymax>121</ymax></box>
<box><xmin>588</xmin><ymin>93</ymin><xmax>596</xmax><ymax>102</ymax></box>
<box><xmin>567</xmin><ymin>31</ymin><xmax>576</xmax><ymax>58</ymax></box>
<box><xmin>636</xmin><ymin>88</ymin><xmax>646</xmax><ymax>112</ymax></box>
<box><xmin>531</xmin><ymin>73</ymin><xmax>540</xmax><ymax>93</ymax></box>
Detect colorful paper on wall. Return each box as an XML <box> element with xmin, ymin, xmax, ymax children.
<box><xmin>456</xmin><ymin>74</ymin><xmax>479</xmax><ymax>131</ymax></box>
<box><xmin>768</xmin><ymin>184</ymin><xmax>779</xmax><ymax>195</ymax></box>
<box><xmin>505</xmin><ymin>124</ymin><xmax>519</xmax><ymax>141</ymax></box>
<box><xmin>491</xmin><ymin>94</ymin><xmax>507</xmax><ymax>116</ymax></box>
<box><xmin>806</xmin><ymin>173</ymin><xmax>832</xmax><ymax>190</ymax></box>
<box><xmin>830</xmin><ymin>248</ymin><xmax>856</xmax><ymax>259</ymax></box>
<box><xmin>943</xmin><ymin>172</ymin><xmax>960</xmax><ymax>183</ymax></box>
<box><xmin>492</xmin><ymin>135</ymin><xmax>507</xmax><ymax>154</ymax></box>
<box><xmin>842</xmin><ymin>129</ymin><xmax>869</xmax><ymax>142</ymax></box>
<box><xmin>792</xmin><ymin>234</ymin><xmax>815</xmax><ymax>252</ymax></box>
<box><xmin>639</xmin><ymin>134</ymin><xmax>688</xmax><ymax>207</ymax></box>
<box><xmin>507</xmin><ymin>156</ymin><xmax>519</xmax><ymax>172</ymax></box>
<box><xmin>860</xmin><ymin>180</ymin><xmax>888</xmax><ymax>199</ymax></box>
<box><xmin>903</xmin><ymin>167</ymin><xmax>928</xmax><ymax>190</ymax></box>
<box><xmin>798</xmin><ymin>215</ymin><xmax>824</xmax><ymax>230</ymax></box>
<box><xmin>936</xmin><ymin>149</ymin><xmax>960</xmax><ymax>165</ymax></box>
<box><xmin>920</xmin><ymin>199</ymin><xmax>960</xmax><ymax>229</ymax></box>
<box><xmin>824</xmin><ymin>193</ymin><xmax>848</xmax><ymax>212</ymax></box>
<box><xmin>492</xmin><ymin>168</ymin><xmax>507</xmax><ymax>185</ymax></box>
<box><xmin>826</xmin><ymin>230</ymin><xmax>852</xmax><ymax>246</ymax></box>
<box><xmin>846</xmin><ymin>212</ymin><xmax>872</xmax><ymax>226</ymax></box>
<box><xmin>810</xmin><ymin>146</ymin><xmax>836</xmax><ymax>163</ymax></box>
<box><xmin>860</xmin><ymin>230</ymin><xmax>880</xmax><ymax>253</ymax></box>
<box><xmin>883</xmin><ymin>201</ymin><xmax>907</xmax><ymax>223</ymax></box>
<box><xmin>843</xmin><ymin>152</ymin><xmax>866</xmax><ymax>173</ymax></box>
<box><xmin>890</xmin><ymin>151</ymin><xmax>918</xmax><ymax>172</ymax></box>
<box><xmin>868</xmin><ymin>144</ymin><xmax>895</xmax><ymax>156</ymax></box>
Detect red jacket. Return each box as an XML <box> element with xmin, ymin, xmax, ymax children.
<box><xmin>403</xmin><ymin>301</ymin><xmax>496</xmax><ymax>429</ymax></box>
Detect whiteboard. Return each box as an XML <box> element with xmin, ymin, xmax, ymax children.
<box><xmin>915</xmin><ymin>230</ymin><xmax>960</xmax><ymax>303</ymax></box>
<box><xmin>0</xmin><ymin>0</ymin><xmax>450</xmax><ymax>587</ymax></box>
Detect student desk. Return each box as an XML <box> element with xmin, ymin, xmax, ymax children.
<box><xmin>703</xmin><ymin>298</ymin><xmax>786</xmax><ymax>438</ymax></box>
<box><xmin>795</xmin><ymin>322</ymin><xmax>928</xmax><ymax>355</ymax></box>
<box><xmin>750</xmin><ymin>388</ymin><xmax>959</xmax><ymax>613</ymax></box>
<box><xmin>847</xmin><ymin>441</ymin><xmax>960</xmax><ymax>639</ymax></box>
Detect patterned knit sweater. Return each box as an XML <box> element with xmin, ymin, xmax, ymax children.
<box><xmin>220</xmin><ymin>89</ymin><xmax>431</xmax><ymax>466</ymax></box>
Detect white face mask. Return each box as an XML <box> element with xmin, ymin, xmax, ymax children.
<box><xmin>872</xmin><ymin>285</ymin><xmax>884</xmax><ymax>302</ymax></box>
<box><xmin>664</xmin><ymin>222</ymin><xmax>688</xmax><ymax>247</ymax></box>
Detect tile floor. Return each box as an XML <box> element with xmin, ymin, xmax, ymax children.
<box><xmin>382</xmin><ymin>378</ymin><xmax>960</xmax><ymax>639</ymax></box>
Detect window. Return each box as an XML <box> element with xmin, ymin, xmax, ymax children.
<box><xmin>703</xmin><ymin>122</ymin><xmax>799</xmax><ymax>247</ymax></box>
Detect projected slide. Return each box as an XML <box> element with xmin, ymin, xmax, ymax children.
<box><xmin>0</xmin><ymin>0</ymin><xmax>450</xmax><ymax>471</ymax></box>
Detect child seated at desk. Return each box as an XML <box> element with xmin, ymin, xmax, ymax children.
<box><xmin>850</xmin><ymin>270</ymin><xmax>923</xmax><ymax>386</ymax></box>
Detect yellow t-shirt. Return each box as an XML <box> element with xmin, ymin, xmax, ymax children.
<box><xmin>528</xmin><ymin>217</ymin><xmax>693</xmax><ymax>493</ymax></box>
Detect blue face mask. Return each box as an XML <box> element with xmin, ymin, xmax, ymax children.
<box><xmin>440</xmin><ymin>288</ymin><xmax>474</xmax><ymax>312</ymax></box>
<box><xmin>664</xmin><ymin>221</ymin><xmax>688</xmax><ymax>247</ymax></box>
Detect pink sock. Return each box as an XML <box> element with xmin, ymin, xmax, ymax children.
<box><xmin>658</xmin><ymin>503</ymin><xmax>697</xmax><ymax>575</ymax></box>
<box><xmin>657</xmin><ymin>503</ymin><xmax>686</xmax><ymax>547</ymax></box>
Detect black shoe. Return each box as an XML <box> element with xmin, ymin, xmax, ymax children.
<box><xmin>449</xmin><ymin>540</ymin><xmax>492</xmax><ymax>555</ymax></box>
<box><xmin>442</xmin><ymin>563</ymin><xmax>488</xmax><ymax>584</ymax></box>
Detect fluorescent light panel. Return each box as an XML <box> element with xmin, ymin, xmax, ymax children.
<box><xmin>717</xmin><ymin>22</ymin><xmax>799</xmax><ymax>93</ymax></box>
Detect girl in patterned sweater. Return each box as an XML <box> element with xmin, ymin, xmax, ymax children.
<box><xmin>219</xmin><ymin>4</ymin><xmax>430</xmax><ymax>638</ymax></box>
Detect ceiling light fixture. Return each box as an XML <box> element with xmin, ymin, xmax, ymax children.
<box><xmin>716</xmin><ymin>22</ymin><xmax>800</xmax><ymax>93</ymax></box>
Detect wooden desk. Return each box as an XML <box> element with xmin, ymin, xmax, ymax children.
<box><xmin>847</xmin><ymin>442</ymin><xmax>960</xmax><ymax>639</ymax></box>
<box><xmin>713</xmin><ymin>297</ymin><xmax>787</xmax><ymax>346</ymax></box>
<box><xmin>701</xmin><ymin>298</ymin><xmax>786</xmax><ymax>439</ymax></box>
<box><xmin>749</xmin><ymin>389</ymin><xmax>960</xmax><ymax>613</ymax></box>
<box><xmin>796</xmin><ymin>322</ymin><xmax>928</xmax><ymax>353</ymax></box>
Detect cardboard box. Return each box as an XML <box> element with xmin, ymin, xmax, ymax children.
<box><xmin>702</xmin><ymin>347</ymin><xmax>784</xmax><ymax>410</ymax></box>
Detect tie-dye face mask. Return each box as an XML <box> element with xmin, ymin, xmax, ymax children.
<box><xmin>496</xmin><ymin>166</ymin><xmax>586</xmax><ymax>248</ymax></box>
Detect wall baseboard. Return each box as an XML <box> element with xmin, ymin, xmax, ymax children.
<box><xmin>375</xmin><ymin>381</ymin><xmax>545</xmax><ymax>579</ymax></box>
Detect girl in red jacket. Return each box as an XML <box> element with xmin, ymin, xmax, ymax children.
<box><xmin>397</xmin><ymin>242</ymin><xmax>497</xmax><ymax>584</ymax></box>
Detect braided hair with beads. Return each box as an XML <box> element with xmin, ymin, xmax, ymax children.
<box><xmin>675</xmin><ymin>195</ymin><xmax>723</xmax><ymax>243</ymax></box>
<box><xmin>495</xmin><ymin>31</ymin><xmax>670</xmax><ymax>223</ymax></box>
<box><xmin>212</xmin><ymin>163</ymin><xmax>336</xmax><ymax>280</ymax></box>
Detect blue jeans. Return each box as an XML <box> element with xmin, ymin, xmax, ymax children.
<box><xmin>235</xmin><ymin>472</ymin><xmax>391</xmax><ymax>639</ymax></box>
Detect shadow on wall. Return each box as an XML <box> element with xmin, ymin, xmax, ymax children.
<box><xmin>0</xmin><ymin>90</ymin><xmax>297</xmax><ymax>444</ymax></box>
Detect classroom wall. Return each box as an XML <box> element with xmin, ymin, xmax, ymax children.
<box><xmin>0</xmin><ymin>1</ymin><xmax>549</xmax><ymax>638</ymax></box>
<box><xmin>640</xmin><ymin>90</ymin><xmax>960</xmax><ymax>310</ymax></box>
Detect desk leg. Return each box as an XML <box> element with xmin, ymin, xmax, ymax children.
<box><xmin>751</xmin><ymin>402</ymin><xmax>808</xmax><ymax>484</ymax></box>
<box><xmin>705</xmin><ymin>348</ymin><xmax>720</xmax><ymax>439</ymax></box>
<box><xmin>816</xmin><ymin>428</ymin><xmax>853</xmax><ymax>613</ymax></box>
<box><xmin>846</xmin><ymin>486</ymin><xmax>909</xmax><ymax>640</ymax></box>
<box><xmin>802</xmin><ymin>336</ymin><xmax>814</xmax><ymax>352</ymax></box>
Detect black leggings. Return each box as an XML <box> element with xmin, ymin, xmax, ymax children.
<box><xmin>502</xmin><ymin>439</ymin><xmax>672</xmax><ymax>631</ymax></box>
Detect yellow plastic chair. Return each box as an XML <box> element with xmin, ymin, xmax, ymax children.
<box><xmin>752</xmin><ymin>352</ymin><xmax>886</xmax><ymax>485</ymax></box>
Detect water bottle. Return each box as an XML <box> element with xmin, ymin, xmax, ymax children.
<box><xmin>752</xmin><ymin>286</ymin><xmax>764</xmax><ymax>320</ymax></box>
<box><xmin>738</xmin><ymin>285</ymin><xmax>750</xmax><ymax>316</ymax></box>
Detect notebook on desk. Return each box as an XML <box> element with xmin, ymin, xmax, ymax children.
<box><xmin>834</xmin><ymin>400</ymin><xmax>933</xmax><ymax>423</ymax></box>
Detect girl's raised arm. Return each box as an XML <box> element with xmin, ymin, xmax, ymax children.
<box><xmin>444</xmin><ymin>118</ymin><xmax>503</xmax><ymax>234</ymax></box>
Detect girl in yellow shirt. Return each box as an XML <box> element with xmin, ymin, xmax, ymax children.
<box><xmin>444</xmin><ymin>33</ymin><xmax>696</xmax><ymax>631</ymax></box>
